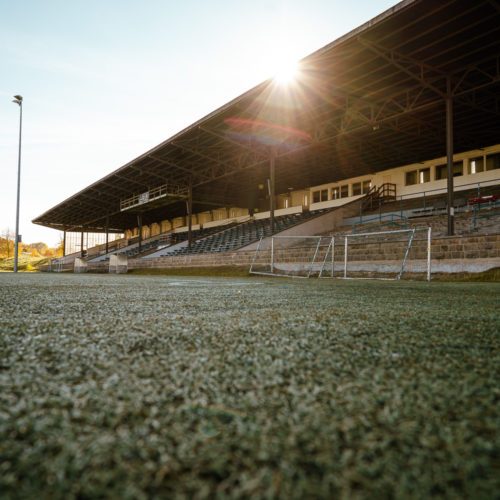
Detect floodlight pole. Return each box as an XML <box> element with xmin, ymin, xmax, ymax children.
<box><xmin>12</xmin><ymin>95</ymin><xmax>23</xmax><ymax>273</ymax></box>
<box><xmin>269</xmin><ymin>148</ymin><xmax>276</xmax><ymax>234</ymax></box>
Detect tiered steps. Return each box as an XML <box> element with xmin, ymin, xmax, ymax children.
<box><xmin>157</xmin><ymin>211</ymin><xmax>324</xmax><ymax>257</ymax></box>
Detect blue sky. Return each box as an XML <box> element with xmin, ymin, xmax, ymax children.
<box><xmin>0</xmin><ymin>0</ymin><xmax>395</xmax><ymax>245</ymax></box>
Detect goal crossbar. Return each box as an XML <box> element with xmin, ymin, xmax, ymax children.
<box><xmin>249</xmin><ymin>235</ymin><xmax>334</xmax><ymax>278</ymax></box>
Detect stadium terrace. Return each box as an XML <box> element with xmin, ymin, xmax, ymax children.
<box><xmin>33</xmin><ymin>0</ymin><xmax>500</xmax><ymax>276</ymax></box>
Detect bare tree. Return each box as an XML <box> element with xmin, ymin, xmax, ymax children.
<box><xmin>1</xmin><ymin>228</ymin><xmax>14</xmax><ymax>259</ymax></box>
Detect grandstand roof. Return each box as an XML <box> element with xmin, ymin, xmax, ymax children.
<box><xmin>34</xmin><ymin>0</ymin><xmax>500</xmax><ymax>232</ymax></box>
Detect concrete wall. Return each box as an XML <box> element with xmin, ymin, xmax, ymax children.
<box><xmin>242</xmin><ymin>198</ymin><xmax>362</xmax><ymax>251</ymax></box>
<box><xmin>126</xmin><ymin>233</ymin><xmax>500</xmax><ymax>275</ymax></box>
<box><xmin>109</xmin><ymin>254</ymin><xmax>128</xmax><ymax>273</ymax></box>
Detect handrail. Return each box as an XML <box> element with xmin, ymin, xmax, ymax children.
<box><xmin>397</xmin><ymin>176</ymin><xmax>500</xmax><ymax>203</ymax></box>
<box><xmin>471</xmin><ymin>199</ymin><xmax>500</xmax><ymax>230</ymax></box>
<box><xmin>353</xmin><ymin>213</ymin><xmax>409</xmax><ymax>233</ymax></box>
<box><xmin>361</xmin><ymin>183</ymin><xmax>397</xmax><ymax>212</ymax></box>
<box><xmin>120</xmin><ymin>183</ymin><xmax>189</xmax><ymax>211</ymax></box>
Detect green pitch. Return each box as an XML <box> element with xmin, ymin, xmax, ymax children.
<box><xmin>0</xmin><ymin>274</ymin><xmax>498</xmax><ymax>498</ymax></box>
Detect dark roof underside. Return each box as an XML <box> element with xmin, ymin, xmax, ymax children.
<box><xmin>34</xmin><ymin>0</ymin><xmax>500</xmax><ymax>232</ymax></box>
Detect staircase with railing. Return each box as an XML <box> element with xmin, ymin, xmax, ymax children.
<box><xmin>361</xmin><ymin>183</ymin><xmax>397</xmax><ymax>212</ymax></box>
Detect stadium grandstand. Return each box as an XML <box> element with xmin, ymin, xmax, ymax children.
<box><xmin>33</xmin><ymin>0</ymin><xmax>500</xmax><ymax>275</ymax></box>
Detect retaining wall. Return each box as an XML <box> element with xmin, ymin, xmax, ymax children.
<box><xmin>127</xmin><ymin>233</ymin><xmax>500</xmax><ymax>273</ymax></box>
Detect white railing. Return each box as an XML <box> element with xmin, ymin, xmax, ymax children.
<box><xmin>120</xmin><ymin>184</ymin><xmax>188</xmax><ymax>211</ymax></box>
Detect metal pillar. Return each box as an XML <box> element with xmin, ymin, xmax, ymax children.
<box><xmin>137</xmin><ymin>214</ymin><xmax>143</xmax><ymax>253</ymax></box>
<box><xmin>187</xmin><ymin>179</ymin><xmax>193</xmax><ymax>250</ymax></box>
<box><xmin>269</xmin><ymin>149</ymin><xmax>276</xmax><ymax>234</ymax></box>
<box><xmin>62</xmin><ymin>230</ymin><xmax>66</xmax><ymax>257</ymax></box>
<box><xmin>13</xmin><ymin>96</ymin><xmax>23</xmax><ymax>273</ymax></box>
<box><xmin>80</xmin><ymin>231</ymin><xmax>84</xmax><ymax>258</ymax></box>
<box><xmin>105</xmin><ymin>216</ymin><xmax>109</xmax><ymax>254</ymax></box>
<box><xmin>446</xmin><ymin>78</ymin><xmax>454</xmax><ymax>236</ymax></box>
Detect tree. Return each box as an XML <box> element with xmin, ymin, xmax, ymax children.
<box><xmin>55</xmin><ymin>236</ymin><xmax>64</xmax><ymax>257</ymax></box>
<box><xmin>1</xmin><ymin>228</ymin><xmax>14</xmax><ymax>259</ymax></box>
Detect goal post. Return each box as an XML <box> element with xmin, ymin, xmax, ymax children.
<box><xmin>249</xmin><ymin>227</ymin><xmax>432</xmax><ymax>281</ymax></box>
<box><xmin>341</xmin><ymin>227</ymin><xmax>431</xmax><ymax>281</ymax></box>
<box><xmin>249</xmin><ymin>235</ymin><xmax>335</xmax><ymax>278</ymax></box>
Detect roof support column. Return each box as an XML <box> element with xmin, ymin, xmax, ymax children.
<box><xmin>187</xmin><ymin>178</ymin><xmax>193</xmax><ymax>250</ymax></box>
<box><xmin>269</xmin><ymin>148</ymin><xmax>276</xmax><ymax>234</ymax></box>
<box><xmin>80</xmin><ymin>230</ymin><xmax>84</xmax><ymax>258</ymax></box>
<box><xmin>137</xmin><ymin>214</ymin><xmax>143</xmax><ymax>253</ymax></box>
<box><xmin>446</xmin><ymin>77</ymin><xmax>454</xmax><ymax>236</ymax></box>
<box><xmin>62</xmin><ymin>230</ymin><xmax>66</xmax><ymax>257</ymax></box>
<box><xmin>105</xmin><ymin>216</ymin><xmax>109</xmax><ymax>254</ymax></box>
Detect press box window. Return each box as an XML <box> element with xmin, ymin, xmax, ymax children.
<box><xmin>313</xmin><ymin>189</ymin><xmax>328</xmax><ymax>203</ymax></box>
<box><xmin>332</xmin><ymin>187</ymin><xmax>340</xmax><ymax>199</ymax></box>
<box><xmin>453</xmin><ymin>161</ymin><xmax>463</xmax><ymax>177</ymax></box>
<box><xmin>419</xmin><ymin>168</ymin><xmax>430</xmax><ymax>183</ymax></box>
<box><xmin>486</xmin><ymin>153</ymin><xmax>500</xmax><ymax>171</ymax></box>
<box><xmin>468</xmin><ymin>157</ymin><xmax>484</xmax><ymax>174</ymax></box>
<box><xmin>435</xmin><ymin>164</ymin><xmax>447</xmax><ymax>180</ymax></box>
<box><xmin>435</xmin><ymin>162</ymin><xmax>463</xmax><ymax>180</ymax></box>
<box><xmin>352</xmin><ymin>182</ymin><xmax>361</xmax><ymax>196</ymax></box>
<box><xmin>405</xmin><ymin>170</ymin><xmax>418</xmax><ymax>185</ymax></box>
<box><xmin>340</xmin><ymin>185</ymin><xmax>349</xmax><ymax>198</ymax></box>
<box><xmin>362</xmin><ymin>180</ymin><xmax>371</xmax><ymax>194</ymax></box>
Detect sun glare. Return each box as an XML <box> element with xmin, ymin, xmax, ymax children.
<box><xmin>274</xmin><ymin>59</ymin><xmax>299</xmax><ymax>85</ymax></box>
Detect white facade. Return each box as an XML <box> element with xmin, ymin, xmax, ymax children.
<box><xmin>308</xmin><ymin>144</ymin><xmax>500</xmax><ymax>210</ymax></box>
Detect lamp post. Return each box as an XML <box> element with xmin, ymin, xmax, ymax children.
<box><xmin>12</xmin><ymin>95</ymin><xmax>23</xmax><ymax>273</ymax></box>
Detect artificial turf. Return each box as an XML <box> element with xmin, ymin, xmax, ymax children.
<box><xmin>0</xmin><ymin>273</ymin><xmax>498</xmax><ymax>498</ymax></box>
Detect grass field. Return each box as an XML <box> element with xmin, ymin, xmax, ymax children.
<box><xmin>0</xmin><ymin>273</ymin><xmax>499</xmax><ymax>498</ymax></box>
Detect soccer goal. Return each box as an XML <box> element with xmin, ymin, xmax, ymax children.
<box><xmin>340</xmin><ymin>227</ymin><xmax>432</xmax><ymax>281</ymax></box>
<box><xmin>249</xmin><ymin>235</ymin><xmax>336</xmax><ymax>278</ymax></box>
<box><xmin>249</xmin><ymin>227</ymin><xmax>432</xmax><ymax>280</ymax></box>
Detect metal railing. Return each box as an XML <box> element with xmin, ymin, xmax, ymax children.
<box><xmin>471</xmin><ymin>199</ymin><xmax>500</xmax><ymax>230</ymax></box>
<box><xmin>359</xmin><ymin>177</ymin><xmax>500</xmax><ymax>220</ymax></box>
<box><xmin>120</xmin><ymin>183</ymin><xmax>188</xmax><ymax>211</ymax></box>
<box><xmin>397</xmin><ymin>177</ymin><xmax>500</xmax><ymax>209</ymax></box>
<box><xmin>353</xmin><ymin>213</ymin><xmax>409</xmax><ymax>232</ymax></box>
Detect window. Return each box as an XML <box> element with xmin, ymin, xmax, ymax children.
<box><xmin>435</xmin><ymin>162</ymin><xmax>463</xmax><ymax>179</ymax></box>
<box><xmin>405</xmin><ymin>170</ymin><xmax>418</xmax><ymax>186</ymax></box>
<box><xmin>435</xmin><ymin>164</ymin><xmax>447</xmax><ymax>180</ymax></box>
<box><xmin>313</xmin><ymin>189</ymin><xmax>328</xmax><ymax>203</ymax></box>
<box><xmin>468</xmin><ymin>157</ymin><xmax>484</xmax><ymax>174</ymax></box>
<box><xmin>352</xmin><ymin>182</ymin><xmax>361</xmax><ymax>196</ymax></box>
<box><xmin>362</xmin><ymin>180</ymin><xmax>372</xmax><ymax>194</ymax></box>
<box><xmin>340</xmin><ymin>185</ymin><xmax>349</xmax><ymax>198</ymax></box>
<box><xmin>486</xmin><ymin>153</ymin><xmax>500</xmax><ymax>171</ymax></box>
<box><xmin>332</xmin><ymin>187</ymin><xmax>340</xmax><ymax>199</ymax></box>
<box><xmin>419</xmin><ymin>168</ymin><xmax>430</xmax><ymax>183</ymax></box>
<box><xmin>453</xmin><ymin>161</ymin><xmax>463</xmax><ymax>177</ymax></box>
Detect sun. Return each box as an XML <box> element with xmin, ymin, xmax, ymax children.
<box><xmin>274</xmin><ymin>58</ymin><xmax>299</xmax><ymax>85</ymax></box>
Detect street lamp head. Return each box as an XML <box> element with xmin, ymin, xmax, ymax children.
<box><xmin>12</xmin><ymin>95</ymin><xmax>23</xmax><ymax>105</ymax></box>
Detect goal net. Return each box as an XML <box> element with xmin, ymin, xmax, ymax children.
<box><xmin>249</xmin><ymin>228</ymin><xmax>432</xmax><ymax>280</ymax></box>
